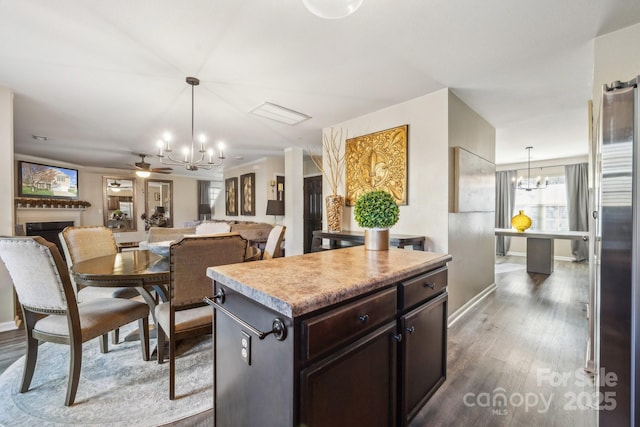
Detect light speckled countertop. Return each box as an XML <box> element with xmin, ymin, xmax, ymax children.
<box><xmin>206</xmin><ymin>246</ymin><xmax>452</xmax><ymax>318</ymax></box>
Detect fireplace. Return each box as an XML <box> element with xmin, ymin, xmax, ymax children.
<box><xmin>26</xmin><ymin>221</ymin><xmax>74</xmax><ymax>260</ymax></box>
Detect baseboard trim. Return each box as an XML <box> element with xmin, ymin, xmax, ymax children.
<box><xmin>0</xmin><ymin>321</ymin><xmax>18</xmax><ymax>332</ymax></box>
<box><xmin>447</xmin><ymin>283</ymin><xmax>497</xmax><ymax>328</ymax></box>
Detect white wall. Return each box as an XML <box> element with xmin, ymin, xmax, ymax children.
<box><xmin>331</xmin><ymin>88</ymin><xmax>450</xmax><ymax>253</ymax></box>
<box><xmin>447</xmin><ymin>90</ymin><xmax>496</xmax><ymax>314</ymax></box>
<box><xmin>0</xmin><ymin>87</ymin><xmax>15</xmax><ymax>329</ymax></box>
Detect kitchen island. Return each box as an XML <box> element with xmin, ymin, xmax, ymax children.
<box><xmin>206</xmin><ymin>246</ymin><xmax>452</xmax><ymax>427</ymax></box>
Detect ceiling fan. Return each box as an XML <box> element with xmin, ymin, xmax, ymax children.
<box><xmin>129</xmin><ymin>154</ymin><xmax>173</xmax><ymax>175</ymax></box>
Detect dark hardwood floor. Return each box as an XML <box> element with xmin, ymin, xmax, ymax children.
<box><xmin>0</xmin><ymin>256</ymin><xmax>594</xmax><ymax>427</ymax></box>
<box><xmin>410</xmin><ymin>256</ymin><xmax>595</xmax><ymax>427</ymax></box>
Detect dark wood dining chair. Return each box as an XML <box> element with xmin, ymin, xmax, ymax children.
<box><xmin>262</xmin><ymin>225</ymin><xmax>286</xmax><ymax>259</ymax></box>
<box><xmin>59</xmin><ymin>226</ymin><xmax>140</xmax><ymax>345</ymax></box>
<box><xmin>0</xmin><ymin>236</ymin><xmax>150</xmax><ymax>406</ymax></box>
<box><xmin>155</xmin><ymin>233</ymin><xmax>248</xmax><ymax>399</ymax></box>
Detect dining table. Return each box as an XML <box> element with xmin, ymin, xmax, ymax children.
<box><xmin>71</xmin><ymin>250</ymin><xmax>170</xmax><ymax>335</ymax></box>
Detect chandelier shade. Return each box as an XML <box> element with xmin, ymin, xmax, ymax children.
<box><xmin>157</xmin><ymin>77</ymin><xmax>225</xmax><ymax>171</ymax></box>
<box><xmin>302</xmin><ymin>0</ymin><xmax>363</xmax><ymax>19</ymax></box>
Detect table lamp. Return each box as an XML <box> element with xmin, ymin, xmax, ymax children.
<box><xmin>266</xmin><ymin>200</ymin><xmax>285</xmax><ymax>224</ymax></box>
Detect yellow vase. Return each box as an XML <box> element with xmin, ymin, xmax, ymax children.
<box><xmin>511</xmin><ymin>210</ymin><xmax>532</xmax><ymax>232</ymax></box>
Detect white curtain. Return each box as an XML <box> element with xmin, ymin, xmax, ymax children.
<box><xmin>565</xmin><ymin>163</ymin><xmax>589</xmax><ymax>261</ymax></box>
<box><xmin>495</xmin><ymin>170</ymin><xmax>516</xmax><ymax>256</ymax></box>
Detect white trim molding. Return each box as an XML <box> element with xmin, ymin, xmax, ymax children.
<box><xmin>447</xmin><ymin>283</ymin><xmax>497</xmax><ymax>328</ymax></box>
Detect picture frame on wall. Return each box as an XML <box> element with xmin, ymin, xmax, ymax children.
<box><xmin>240</xmin><ymin>173</ymin><xmax>256</xmax><ymax>216</ymax></box>
<box><xmin>345</xmin><ymin>125</ymin><xmax>408</xmax><ymax>206</ymax></box>
<box><xmin>225</xmin><ymin>177</ymin><xmax>238</xmax><ymax>216</ymax></box>
<box><xmin>17</xmin><ymin>161</ymin><xmax>79</xmax><ymax>199</ymax></box>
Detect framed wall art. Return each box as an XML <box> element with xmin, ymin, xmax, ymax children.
<box><xmin>453</xmin><ymin>146</ymin><xmax>495</xmax><ymax>212</ymax></box>
<box><xmin>240</xmin><ymin>172</ymin><xmax>255</xmax><ymax>216</ymax></box>
<box><xmin>345</xmin><ymin>125</ymin><xmax>408</xmax><ymax>206</ymax></box>
<box><xmin>225</xmin><ymin>177</ymin><xmax>238</xmax><ymax>216</ymax></box>
<box><xmin>18</xmin><ymin>161</ymin><xmax>79</xmax><ymax>199</ymax></box>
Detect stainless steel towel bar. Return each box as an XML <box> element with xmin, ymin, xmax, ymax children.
<box><xmin>204</xmin><ymin>291</ymin><xmax>287</xmax><ymax>341</ymax></box>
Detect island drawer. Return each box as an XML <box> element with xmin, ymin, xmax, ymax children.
<box><xmin>399</xmin><ymin>266</ymin><xmax>447</xmax><ymax>310</ymax></box>
<box><xmin>302</xmin><ymin>287</ymin><xmax>397</xmax><ymax>361</ymax></box>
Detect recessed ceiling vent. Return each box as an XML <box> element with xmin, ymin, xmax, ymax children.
<box><xmin>249</xmin><ymin>102</ymin><xmax>311</xmax><ymax>125</ymax></box>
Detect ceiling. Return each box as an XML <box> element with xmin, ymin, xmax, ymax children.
<box><xmin>1</xmin><ymin>0</ymin><xmax>640</xmax><ymax>178</ymax></box>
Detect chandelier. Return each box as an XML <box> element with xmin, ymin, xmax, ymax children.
<box><xmin>514</xmin><ymin>146</ymin><xmax>548</xmax><ymax>191</ymax></box>
<box><xmin>157</xmin><ymin>77</ymin><xmax>225</xmax><ymax>171</ymax></box>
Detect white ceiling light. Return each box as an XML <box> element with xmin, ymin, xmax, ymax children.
<box><xmin>250</xmin><ymin>102</ymin><xmax>311</xmax><ymax>125</ymax></box>
<box><xmin>302</xmin><ymin>0</ymin><xmax>363</xmax><ymax>19</ymax></box>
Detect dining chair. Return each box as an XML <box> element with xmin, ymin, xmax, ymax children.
<box><xmin>59</xmin><ymin>226</ymin><xmax>140</xmax><ymax>345</ymax></box>
<box><xmin>262</xmin><ymin>225</ymin><xmax>286</xmax><ymax>259</ymax></box>
<box><xmin>155</xmin><ymin>233</ymin><xmax>248</xmax><ymax>399</ymax></box>
<box><xmin>0</xmin><ymin>236</ymin><xmax>150</xmax><ymax>406</ymax></box>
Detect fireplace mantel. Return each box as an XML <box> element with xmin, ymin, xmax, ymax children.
<box><xmin>16</xmin><ymin>207</ymin><xmax>86</xmax><ymax>229</ymax></box>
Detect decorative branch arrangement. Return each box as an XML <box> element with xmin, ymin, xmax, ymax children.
<box><xmin>308</xmin><ymin>128</ymin><xmax>346</xmax><ymax>196</ymax></box>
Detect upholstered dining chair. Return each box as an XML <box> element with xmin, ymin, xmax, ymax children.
<box><xmin>155</xmin><ymin>232</ymin><xmax>248</xmax><ymax>399</ymax></box>
<box><xmin>262</xmin><ymin>225</ymin><xmax>286</xmax><ymax>259</ymax></box>
<box><xmin>59</xmin><ymin>226</ymin><xmax>140</xmax><ymax>345</ymax></box>
<box><xmin>0</xmin><ymin>236</ymin><xmax>150</xmax><ymax>406</ymax></box>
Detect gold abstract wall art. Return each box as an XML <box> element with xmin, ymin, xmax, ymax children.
<box><xmin>345</xmin><ymin>125</ymin><xmax>408</xmax><ymax>206</ymax></box>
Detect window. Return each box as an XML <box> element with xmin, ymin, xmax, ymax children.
<box><xmin>513</xmin><ymin>174</ymin><xmax>568</xmax><ymax>232</ymax></box>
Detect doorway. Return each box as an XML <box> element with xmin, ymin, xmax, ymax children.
<box><xmin>303</xmin><ymin>175</ymin><xmax>323</xmax><ymax>253</ymax></box>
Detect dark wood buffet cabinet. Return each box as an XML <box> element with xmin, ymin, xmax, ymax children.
<box><xmin>206</xmin><ymin>247</ymin><xmax>451</xmax><ymax>427</ymax></box>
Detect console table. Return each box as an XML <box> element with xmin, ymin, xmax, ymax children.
<box><xmin>495</xmin><ymin>228</ymin><xmax>589</xmax><ymax>274</ymax></box>
<box><xmin>311</xmin><ymin>230</ymin><xmax>425</xmax><ymax>252</ymax></box>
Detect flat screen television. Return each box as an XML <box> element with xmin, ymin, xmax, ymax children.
<box><xmin>18</xmin><ymin>161</ymin><xmax>79</xmax><ymax>199</ymax></box>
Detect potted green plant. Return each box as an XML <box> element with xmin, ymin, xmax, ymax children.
<box><xmin>354</xmin><ymin>190</ymin><xmax>400</xmax><ymax>250</ymax></box>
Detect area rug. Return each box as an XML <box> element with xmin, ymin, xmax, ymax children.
<box><xmin>0</xmin><ymin>323</ymin><xmax>212</xmax><ymax>427</ymax></box>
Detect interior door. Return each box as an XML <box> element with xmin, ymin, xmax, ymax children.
<box><xmin>304</xmin><ymin>175</ymin><xmax>323</xmax><ymax>253</ymax></box>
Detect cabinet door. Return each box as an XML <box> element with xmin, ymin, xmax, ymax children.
<box><xmin>400</xmin><ymin>291</ymin><xmax>448</xmax><ymax>425</ymax></box>
<box><xmin>300</xmin><ymin>321</ymin><xmax>398</xmax><ymax>427</ymax></box>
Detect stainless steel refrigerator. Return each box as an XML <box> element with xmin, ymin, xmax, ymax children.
<box><xmin>595</xmin><ymin>76</ymin><xmax>640</xmax><ymax>427</ymax></box>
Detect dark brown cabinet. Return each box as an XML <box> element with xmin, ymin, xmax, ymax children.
<box><xmin>300</xmin><ymin>321</ymin><xmax>398</xmax><ymax>427</ymax></box>
<box><xmin>399</xmin><ymin>291</ymin><xmax>448</xmax><ymax>424</ymax></box>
